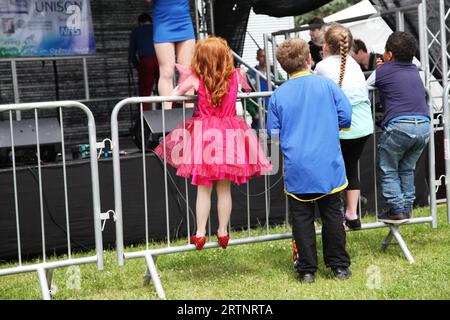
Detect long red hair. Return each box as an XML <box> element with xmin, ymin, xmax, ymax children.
<box><xmin>191</xmin><ymin>37</ymin><xmax>235</xmax><ymax>107</ymax></box>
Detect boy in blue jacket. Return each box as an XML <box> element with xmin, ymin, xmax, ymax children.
<box><xmin>266</xmin><ymin>39</ymin><xmax>352</xmax><ymax>283</ymax></box>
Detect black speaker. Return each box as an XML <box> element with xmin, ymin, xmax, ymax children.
<box><xmin>0</xmin><ymin>118</ymin><xmax>62</xmax><ymax>167</ymax></box>
<box><xmin>132</xmin><ymin>108</ymin><xmax>194</xmax><ymax>150</ymax></box>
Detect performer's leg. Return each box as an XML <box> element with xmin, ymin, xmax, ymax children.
<box><xmin>175</xmin><ymin>39</ymin><xmax>195</xmax><ymax>71</ymax></box>
<box><xmin>176</xmin><ymin>39</ymin><xmax>196</xmax><ymax>108</ymax></box>
<box><xmin>155</xmin><ymin>42</ymin><xmax>176</xmax><ymax>109</ymax></box>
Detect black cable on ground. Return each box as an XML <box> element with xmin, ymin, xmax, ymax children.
<box><xmin>149</xmin><ymin>149</ymin><xmax>197</xmax><ymax>239</ymax></box>
<box><xmin>27</xmin><ymin>166</ymin><xmax>91</xmax><ymax>251</ymax></box>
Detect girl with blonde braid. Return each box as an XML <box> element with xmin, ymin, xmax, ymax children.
<box><xmin>315</xmin><ymin>23</ymin><xmax>373</xmax><ymax>230</ymax></box>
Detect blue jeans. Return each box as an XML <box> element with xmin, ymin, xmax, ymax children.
<box><xmin>377</xmin><ymin>120</ymin><xmax>430</xmax><ymax>212</ymax></box>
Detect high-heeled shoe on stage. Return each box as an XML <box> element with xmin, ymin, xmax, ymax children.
<box><xmin>190</xmin><ymin>235</ymin><xmax>206</xmax><ymax>250</ymax></box>
<box><xmin>217</xmin><ymin>234</ymin><xmax>230</xmax><ymax>249</ymax></box>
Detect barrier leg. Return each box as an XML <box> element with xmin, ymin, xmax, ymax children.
<box><xmin>381</xmin><ymin>229</ymin><xmax>395</xmax><ymax>252</ymax></box>
<box><xmin>46</xmin><ymin>269</ymin><xmax>57</xmax><ymax>296</ymax></box>
<box><xmin>145</xmin><ymin>253</ymin><xmax>166</xmax><ymax>299</ymax></box>
<box><xmin>143</xmin><ymin>268</ymin><xmax>151</xmax><ymax>286</ymax></box>
<box><xmin>381</xmin><ymin>225</ymin><xmax>415</xmax><ymax>264</ymax></box>
<box><xmin>37</xmin><ymin>268</ymin><xmax>51</xmax><ymax>300</ymax></box>
<box><xmin>390</xmin><ymin>225</ymin><xmax>415</xmax><ymax>264</ymax></box>
<box><xmin>143</xmin><ymin>256</ymin><xmax>158</xmax><ymax>286</ymax></box>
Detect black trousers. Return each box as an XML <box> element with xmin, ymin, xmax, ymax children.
<box><xmin>340</xmin><ymin>135</ymin><xmax>371</xmax><ymax>190</ymax></box>
<box><xmin>288</xmin><ymin>192</ymin><xmax>351</xmax><ymax>274</ymax></box>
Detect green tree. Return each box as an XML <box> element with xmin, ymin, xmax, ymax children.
<box><xmin>295</xmin><ymin>0</ymin><xmax>362</xmax><ymax>26</ymax></box>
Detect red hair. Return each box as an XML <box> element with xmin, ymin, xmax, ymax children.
<box><xmin>191</xmin><ymin>37</ymin><xmax>235</xmax><ymax>107</ymax></box>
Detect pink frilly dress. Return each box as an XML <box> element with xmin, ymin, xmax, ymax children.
<box><xmin>154</xmin><ymin>65</ymin><xmax>272</xmax><ymax>186</ymax></box>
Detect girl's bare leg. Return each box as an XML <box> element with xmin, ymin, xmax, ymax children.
<box><xmin>345</xmin><ymin>189</ymin><xmax>360</xmax><ymax>220</ymax></box>
<box><xmin>216</xmin><ymin>179</ymin><xmax>232</xmax><ymax>236</ymax></box>
<box><xmin>195</xmin><ymin>185</ymin><xmax>213</xmax><ymax>236</ymax></box>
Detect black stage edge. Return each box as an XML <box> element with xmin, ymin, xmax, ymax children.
<box><xmin>0</xmin><ymin>135</ymin><xmax>430</xmax><ymax>262</ymax></box>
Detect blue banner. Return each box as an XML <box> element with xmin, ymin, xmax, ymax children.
<box><xmin>0</xmin><ymin>0</ymin><xmax>96</xmax><ymax>57</ymax></box>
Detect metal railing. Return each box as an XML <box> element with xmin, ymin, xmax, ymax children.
<box><xmin>443</xmin><ymin>82</ymin><xmax>450</xmax><ymax>223</ymax></box>
<box><xmin>2</xmin><ymin>56</ymin><xmax>94</xmax><ymax>121</ymax></box>
<box><xmin>111</xmin><ymin>90</ymin><xmax>438</xmax><ymax>299</ymax></box>
<box><xmin>0</xmin><ymin>101</ymin><xmax>104</xmax><ymax>300</ymax></box>
<box><xmin>232</xmin><ymin>51</ymin><xmax>273</xmax><ymax>129</ymax></box>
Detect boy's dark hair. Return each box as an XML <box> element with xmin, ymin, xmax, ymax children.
<box><xmin>352</xmin><ymin>39</ymin><xmax>367</xmax><ymax>53</ymax></box>
<box><xmin>138</xmin><ymin>13</ymin><xmax>152</xmax><ymax>24</ymax></box>
<box><xmin>385</xmin><ymin>31</ymin><xmax>417</xmax><ymax>62</ymax></box>
<box><xmin>308</xmin><ymin>16</ymin><xmax>324</xmax><ymax>27</ymax></box>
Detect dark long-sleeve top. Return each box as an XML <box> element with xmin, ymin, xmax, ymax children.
<box><xmin>128</xmin><ymin>24</ymin><xmax>156</xmax><ymax>68</ymax></box>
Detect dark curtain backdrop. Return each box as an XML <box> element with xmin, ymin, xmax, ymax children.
<box><xmin>213</xmin><ymin>1</ymin><xmax>254</xmax><ymax>56</ymax></box>
<box><xmin>253</xmin><ymin>0</ymin><xmax>333</xmax><ymax>17</ymax></box>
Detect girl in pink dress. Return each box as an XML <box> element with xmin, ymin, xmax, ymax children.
<box><xmin>155</xmin><ymin>37</ymin><xmax>271</xmax><ymax>250</ymax></box>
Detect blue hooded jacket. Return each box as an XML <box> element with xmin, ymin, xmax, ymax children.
<box><xmin>266</xmin><ymin>73</ymin><xmax>352</xmax><ymax>195</ymax></box>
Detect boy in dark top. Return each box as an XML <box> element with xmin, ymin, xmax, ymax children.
<box><xmin>128</xmin><ymin>13</ymin><xmax>159</xmax><ymax>110</ymax></box>
<box><xmin>351</xmin><ymin>39</ymin><xmax>383</xmax><ymax>73</ymax></box>
<box><xmin>307</xmin><ymin>17</ymin><xmax>325</xmax><ymax>69</ymax></box>
<box><xmin>367</xmin><ymin>32</ymin><xmax>430</xmax><ymax>223</ymax></box>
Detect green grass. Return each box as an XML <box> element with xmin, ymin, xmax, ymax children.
<box><xmin>1</xmin><ymin>206</ymin><xmax>450</xmax><ymax>300</ymax></box>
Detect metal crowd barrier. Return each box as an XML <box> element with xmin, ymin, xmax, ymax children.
<box><xmin>443</xmin><ymin>82</ymin><xmax>450</xmax><ymax>223</ymax></box>
<box><xmin>0</xmin><ymin>101</ymin><xmax>104</xmax><ymax>300</ymax></box>
<box><xmin>111</xmin><ymin>91</ymin><xmax>438</xmax><ymax>299</ymax></box>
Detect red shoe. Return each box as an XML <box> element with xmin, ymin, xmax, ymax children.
<box><xmin>190</xmin><ymin>235</ymin><xmax>206</xmax><ymax>251</ymax></box>
<box><xmin>217</xmin><ymin>234</ymin><xmax>230</xmax><ymax>249</ymax></box>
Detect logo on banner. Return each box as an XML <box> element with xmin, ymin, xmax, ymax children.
<box><xmin>60</xmin><ymin>4</ymin><xmax>81</xmax><ymax>36</ymax></box>
<box><xmin>0</xmin><ymin>0</ymin><xmax>95</xmax><ymax>57</ymax></box>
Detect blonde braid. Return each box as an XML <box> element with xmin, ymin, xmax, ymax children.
<box><xmin>338</xmin><ymin>32</ymin><xmax>349</xmax><ymax>88</ymax></box>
